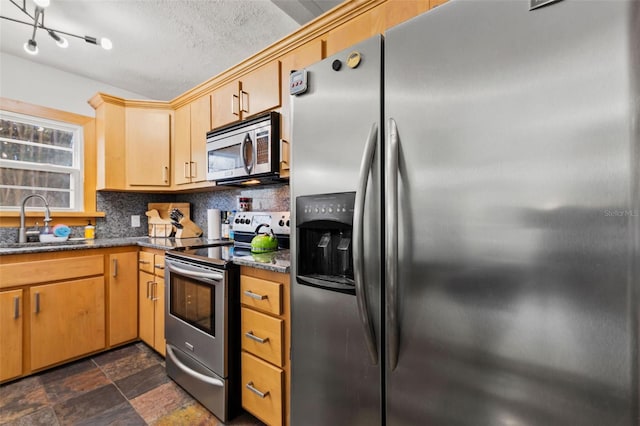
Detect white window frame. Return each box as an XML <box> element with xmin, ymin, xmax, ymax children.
<box><xmin>0</xmin><ymin>110</ymin><xmax>84</xmax><ymax>212</ymax></box>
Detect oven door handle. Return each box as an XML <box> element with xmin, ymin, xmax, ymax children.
<box><xmin>166</xmin><ymin>344</ymin><xmax>224</xmax><ymax>387</ymax></box>
<box><xmin>167</xmin><ymin>262</ymin><xmax>223</xmax><ymax>281</ymax></box>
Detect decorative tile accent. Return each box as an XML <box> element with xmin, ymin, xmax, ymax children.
<box><xmin>129</xmin><ymin>380</ymin><xmax>193</xmax><ymax>424</ymax></box>
<box><xmin>41</xmin><ymin>364</ymin><xmax>111</xmax><ymax>405</ymax></box>
<box><xmin>52</xmin><ymin>384</ymin><xmax>126</xmax><ymax>425</ymax></box>
<box><xmin>39</xmin><ymin>359</ymin><xmax>96</xmax><ymax>384</ymax></box>
<box><xmin>74</xmin><ymin>402</ymin><xmax>146</xmax><ymax>426</ymax></box>
<box><xmin>5</xmin><ymin>407</ymin><xmax>60</xmax><ymax>426</ymax></box>
<box><xmin>0</xmin><ymin>376</ymin><xmax>50</xmax><ymax>424</ymax></box>
<box><xmin>93</xmin><ymin>345</ymin><xmax>162</xmax><ymax>382</ymax></box>
<box><xmin>152</xmin><ymin>401</ymin><xmax>221</xmax><ymax>426</ymax></box>
<box><xmin>114</xmin><ymin>364</ymin><xmax>170</xmax><ymax>400</ymax></box>
<box><xmin>1</xmin><ymin>185</ymin><xmax>289</xmax><ymax>243</ymax></box>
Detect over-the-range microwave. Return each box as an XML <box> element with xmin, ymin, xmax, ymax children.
<box><xmin>206</xmin><ymin>111</ymin><xmax>282</xmax><ymax>185</ymax></box>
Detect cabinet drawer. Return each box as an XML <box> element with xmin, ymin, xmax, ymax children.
<box><xmin>242</xmin><ymin>352</ymin><xmax>283</xmax><ymax>426</ymax></box>
<box><xmin>154</xmin><ymin>254</ymin><xmax>165</xmax><ymax>278</ymax></box>
<box><xmin>241</xmin><ymin>307</ymin><xmax>284</xmax><ymax>366</ymax></box>
<box><xmin>0</xmin><ymin>255</ymin><xmax>104</xmax><ymax>288</ymax></box>
<box><xmin>241</xmin><ymin>276</ymin><xmax>282</xmax><ymax>316</ymax></box>
<box><xmin>138</xmin><ymin>251</ymin><xmax>154</xmax><ymax>274</ymax></box>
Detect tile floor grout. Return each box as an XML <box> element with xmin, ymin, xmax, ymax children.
<box><xmin>0</xmin><ymin>342</ymin><xmax>264</xmax><ymax>426</ymax></box>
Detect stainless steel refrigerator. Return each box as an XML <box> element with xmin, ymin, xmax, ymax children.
<box><xmin>290</xmin><ymin>1</ymin><xmax>639</xmax><ymax>425</ymax></box>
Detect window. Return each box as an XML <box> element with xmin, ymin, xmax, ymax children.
<box><xmin>0</xmin><ymin>110</ymin><xmax>84</xmax><ymax>211</ymax></box>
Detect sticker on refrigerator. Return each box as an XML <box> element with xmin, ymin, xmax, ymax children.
<box><xmin>290</xmin><ymin>69</ymin><xmax>308</xmax><ymax>96</ymax></box>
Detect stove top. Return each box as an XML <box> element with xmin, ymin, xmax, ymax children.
<box><xmin>166</xmin><ymin>241</ymin><xmax>236</xmax><ymax>269</ymax></box>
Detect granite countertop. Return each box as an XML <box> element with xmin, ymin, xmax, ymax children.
<box><xmin>0</xmin><ymin>236</ymin><xmax>290</xmax><ymax>273</ymax></box>
<box><xmin>232</xmin><ymin>249</ymin><xmax>290</xmax><ymax>274</ymax></box>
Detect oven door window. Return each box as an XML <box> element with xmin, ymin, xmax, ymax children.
<box><xmin>170</xmin><ymin>276</ymin><xmax>215</xmax><ymax>336</ymax></box>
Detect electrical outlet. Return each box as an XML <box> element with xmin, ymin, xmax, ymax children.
<box><xmin>131</xmin><ymin>215</ymin><xmax>141</xmax><ymax>227</ymax></box>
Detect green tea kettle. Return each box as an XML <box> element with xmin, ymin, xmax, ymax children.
<box><xmin>250</xmin><ymin>224</ymin><xmax>279</xmax><ymax>253</ymax></box>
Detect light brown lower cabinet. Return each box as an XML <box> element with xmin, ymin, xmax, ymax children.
<box><xmin>138</xmin><ymin>250</ymin><xmax>166</xmax><ymax>356</ymax></box>
<box><xmin>239</xmin><ymin>267</ymin><xmax>290</xmax><ymax>426</ymax></box>
<box><xmin>0</xmin><ymin>289</ymin><xmax>23</xmax><ymax>382</ymax></box>
<box><xmin>108</xmin><ymin>251</ymin><xmax>139</xmax><ymax>346</ymax></box>
<box><xmin>242</xmin><ymin>352</ymin><xmax>284</xmax><ymax>426</ymax></box>
<box><xmin>0</xmin><ymin>246</ymin><xmax>139</xmax><ymax>383</ymax></box>
<box><xmin>30</xmin><ymin>277</ymin><xmax>106</xmax><ymax>371</ymax></box>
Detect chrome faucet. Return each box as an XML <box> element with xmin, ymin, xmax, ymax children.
<box><xmin>19</xmin><ymin>194</ymin><xmax>52</xmax><ymax>243</ymax></box>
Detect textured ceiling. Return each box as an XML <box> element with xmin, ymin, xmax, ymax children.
<box><xmin>0</xmin><ymin>0</ymin><xmax>340</xmax><ymax>100</ymax></box>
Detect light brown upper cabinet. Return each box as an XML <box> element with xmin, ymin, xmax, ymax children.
<box><xmin>90</xmin><ymin>94</ymin><xmax>126</xmax><ymax>190</ymax></box>
<box><xmin>90</xmin><ymin>94</ymin><xmax>172</xmax><ymax>190</ymax></box>
<box><xmin>211</xmin><ymin>61</ymin><xmax>281</xmax><ymax>130</ymax></box>
<box><xmin>126</xmin><ymin>107</ymin><xmax>172</xmax><ymax>187</ymax></box>
<box><xmin>174</xmin><ymin>95</ymin><xmax>211</xmax><ymax>186</ymax></box>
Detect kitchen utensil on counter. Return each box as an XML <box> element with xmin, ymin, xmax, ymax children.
<box><xmin>170</xmin><ymin>208</ymin><xmax>203</xmax><ymax>239</ymax></box>
<box><xmin>146</xmin><ymin>209</ymin><xmax>173</xmax><ymax>238</ymax></box>
<box><xmin>250</xmin><ymin>224</ymin><xmax>278</xmax><ymax>253</ymax></box>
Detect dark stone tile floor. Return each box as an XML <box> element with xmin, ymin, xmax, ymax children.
<box><xmin>0</xmin><ymin>342</ymin><xmax>265</xmax><ymax>426</ymax></box>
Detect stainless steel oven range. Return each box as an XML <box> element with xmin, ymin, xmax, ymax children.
<box><xmin>164</xmin><ymin>243</ymin><xmax>240</xmax><ymax>422</ymax></box>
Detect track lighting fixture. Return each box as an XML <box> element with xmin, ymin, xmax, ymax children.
<box><xmin>1</xmin><ymin>0</ymin><xmax>112</xmax><ymax>55</ymax></box>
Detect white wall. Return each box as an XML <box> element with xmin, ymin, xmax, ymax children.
<box><xmin>0</xmin><ymin>52</ymin><xmax>148</xmax><ymax>117</ymax></box>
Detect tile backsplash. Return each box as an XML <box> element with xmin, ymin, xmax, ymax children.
<box><xmin>0</xmin><ymin>184</ymin><xmax>290</xmax><ymax>243</ymax></box>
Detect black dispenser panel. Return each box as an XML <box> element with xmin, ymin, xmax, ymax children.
<box><xmin>296</xmin><ymin>192</ymin><xmax>356</xmax><ymax>294</ymax></box>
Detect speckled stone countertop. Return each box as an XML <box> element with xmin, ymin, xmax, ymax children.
<box><xmin>0</xmin><ymin>237</ymin><xmax>221</xmax><ymax>255</ymax></box>
<box><xmin>232</xmin><ymin>249</ymin><xmax>290</xmax><ymax>274</ymax></box>
<box><xmin>0</xmin><ymin>237</ymin><xmax>291</xmax><ymax>273</ymax></box>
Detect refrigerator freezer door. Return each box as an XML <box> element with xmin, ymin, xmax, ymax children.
<box><xmin>290</xmin><ymin>35</ymin><xmax>383</xmax><ymax>426</ymax></box>
<box><xmin>385</xmin><ymin>1</ymin><xmax>638</xmax><ymax>425</ymax></box>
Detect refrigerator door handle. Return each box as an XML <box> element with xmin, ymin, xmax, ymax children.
<box><xmin>386</xmin><ymin>118</ymin><xmax>399</xmax><ymax>371</ymax></box>
<box><xmin>353</xmin><ymin>122</ymin><xmax>379</xmax><ymax>365</ymax></box>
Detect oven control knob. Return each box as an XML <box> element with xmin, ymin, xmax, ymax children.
<box><xmin>279</xmin><ymin>219</ymin><xmax>285</xmax><ymax>226</ymax></box>
<box><xmin>286</xmin><ymin>220</ymin><xmax>290</xmax><ymax>227</ymax></box>
<box><xmin>235</xmin><ymin>218</ymin><xmax>240</xmax><ymax>224</ymax></box>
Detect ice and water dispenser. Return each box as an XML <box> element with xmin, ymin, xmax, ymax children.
<box><xmin>296</xmin><ymin>192</ymin><xmax>356</xmax><ymax>294</ymax></box>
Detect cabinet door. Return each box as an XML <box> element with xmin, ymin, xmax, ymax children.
<box><xmin>126</xmin><ymin>108</ymin><xmax>171</xmax><ymax>186</ymax></box>
<box><xmin>138</xmin><ymin>270</ymin><xmax>155</xmax><ymax>348</ymax></box>
<box><xmin>241</xmin><ymin>61</ymin><xmax>281</xmax><ymax>119</ymax></box>
<box><xmin>174</xmin><ymin>104</ymin><xmax>192</xmax><ymax>186</ymax></box>
<box><xmin>212</xmin><ymin>81</ymin><xmax>241</xmax><ymax>129</ymax></box>
<box><xmin>325</xmin><ymin>11</ymin><xmax>376</xmax><ymax>57</ymax></box>
<box><xmin>94</xmin><ymin>100</ymin><xmax>127</xmax><ymax>190</ymax></box>
<box><xmin>153</xmin><ymin>275</ymin><xmax>166</xmax><ymax>356</ymax></box>
<box><xmin>108</xmin><ymin>251</ymin><xmax>138</xmax><ymax>346</ymax></box>
<box><xmin>30</xmin><ymin>278</ymin><xmax>105</xmax><ymax>371</ymax></box>
<box><xmin>0</xmin><ymin>289</ymin><xmax>23</xmax><ymax>382</ymax></box>
<box><xmin>189</xmin><ymin>95</ymin><xmax>211</xmax><ymax>183</ymax></box>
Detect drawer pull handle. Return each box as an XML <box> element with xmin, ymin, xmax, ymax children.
<box><xmin>139</xmin><ymin>260</ymin><xmax>151</xmax><ymax>265</ymax></box>
<box><xmin>154</xmin><ymin>264</ymin><xmax>165</xmax><ymax>270</ymax></box>
<box><xmin>245</xmin><ymin>331</ymin><xmax>268</xmax><ymax>344</ymax></box>
<box><xmin>246</xmin><ymin>381</ymin><xmax>269</xmax><ymax>398</ymax></box>
<box><xmin>243</xmin><ymin>290</ymin><xmax>267</xmax><ymax>300</ymax></box>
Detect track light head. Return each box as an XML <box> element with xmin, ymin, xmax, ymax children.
<box><xmin>23</xmin><ymin>39</ymin><xmax>38</xmax><ymax>55</ymax></box>
<box><xmin>47</xmin><ymin>30</ymin><xmax>68</xmax><ymax>48</ymax></box>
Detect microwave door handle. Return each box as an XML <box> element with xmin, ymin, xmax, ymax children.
<box><xmin>241</xmin><ymin>133</ymin><xmax>254</xmax><ymax>174</ymax></box>
<box><xmin>353</xmin><ymin>122</ymin><xmax>379</xmax><ymax>366</ymax></box>
<box><xmin>167</xmin><ymin>262</ymin><xmax>223</xmax><ymax>281</ymax></box>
